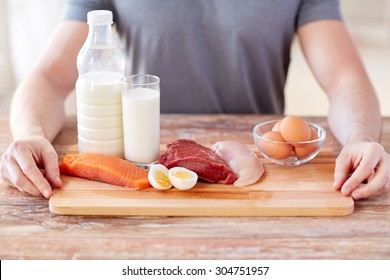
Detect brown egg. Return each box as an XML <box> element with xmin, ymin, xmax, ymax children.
<box><xmin>294</xmin><ymin>127</ymin><xmax>319</xmax><ymax>158</ymax></box>
<box><xmin>280</xmin><ymin>116</ymin><xmax>311</xmax><ymax>142</ymax></box>
<box><xmin>272</xmin><ymin>119</ymin><xmax>282</xmax><ymax>132</ymax></box>
<box><xmin>259</xmin><ymin>131</ymin><xmax>293</xmax><ymax>159</ymax></box>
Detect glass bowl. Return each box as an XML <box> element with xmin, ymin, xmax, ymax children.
<box><xmin>253</xmin><ymin>119</ymin><xmax>326</xmax><ymax>166</ymax></box>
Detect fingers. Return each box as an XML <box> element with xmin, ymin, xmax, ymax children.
<box><xmin>333</xmin><ymin>151</ymin><xmax>351</xmax><ymax>190</ymax></box>
<box><xmin>42</xmin><ymin>148</ymin><xmax>63</xmax><ymax>189</ymax></box>
<box><xmin>351</xmin><ymin>161</ymin><xmax>390</xmax><ymax>200</ymax></box>
<box><xmin>340</xmin><ymin>155</ymin><xmax>378</xmax><ymax>196</ymax></box>
<box><xmin>7</xmin><ymin>157</ymin><xmax>42</xmax><ymax>197</ymax></box>
<box><xmin>0</xmin><ymin>159</ymin><xmax>11</xmax><ymax>186</ymax></box>
<box><xmin>14</xmin><ymin>151</ymin><xmax>53</xmax><ymax>198</ymax></box>
<box><xmin>1</xmin><ymin>139</ymin><xmax>60</xmax><ymax>198</ymax></box>
<box><xmin>334</xmin><ymin>142</ymin><xmax>390</xmax><ymax>200</ymax></box>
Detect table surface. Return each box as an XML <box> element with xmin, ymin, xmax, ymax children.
<box><xmin>1</xmin><ymin>114</ymin><xmax>389</xmax><ymax>260</ymax></box>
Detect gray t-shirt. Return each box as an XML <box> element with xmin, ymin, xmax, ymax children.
<box><xmin>63</xmin><ymin>0</ymin><xmax>341</xmax><ymax>114</ymax></box>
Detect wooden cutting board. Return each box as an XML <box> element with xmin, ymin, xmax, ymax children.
<box><xmin>49</xmin><ymin>150</ymin><xmax>354</xmax><ymax>216</ymax></box>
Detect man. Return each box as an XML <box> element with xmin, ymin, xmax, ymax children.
<box><xmin>0</xmin><ymin>0</ymin><xmax>389</xmax><ymax>199</ymax></box>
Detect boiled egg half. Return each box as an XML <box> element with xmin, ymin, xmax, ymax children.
<box><xmin>148</xmin><ymin>164</ymin><xmax>172</xmax><ymax>190</ymax></box>
<box><xmin>168</xmin><ymin>167</ymin><xmax>198</xmax><ymax>190</ymax></box>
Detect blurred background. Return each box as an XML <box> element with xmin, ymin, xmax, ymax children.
<box><xmin>0</xmin><ymin>0</ymin><xmax>389</xmax><ymax>116</ymax></box>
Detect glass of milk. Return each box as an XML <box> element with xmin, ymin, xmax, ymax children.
<box><xmin>121</xmin><ymin>74</ymin><xmax>160</xmax><ymax>168</ymax></box>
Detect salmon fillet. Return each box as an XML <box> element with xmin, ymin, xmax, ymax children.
<box><xmin>59</xmin><ymin>153</ymin><xmax>151</xmax><ymax>189</ymax></box>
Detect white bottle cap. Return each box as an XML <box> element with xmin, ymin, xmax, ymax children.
<box><xmin>87</xmin><ymin>10</ymin><xmax>113</xmax><ymax>25</ymax></box>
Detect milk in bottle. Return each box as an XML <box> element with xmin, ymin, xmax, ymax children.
<box><xmin>76</xmin><ymin>10</ymin><xmax>126</xmax><ymax>157</ymax></box>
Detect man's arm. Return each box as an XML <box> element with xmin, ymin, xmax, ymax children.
<box><xmin>11</xmin><ymin>21</ymin><xmax>88</xmax><ymax>141</ymax></box>
<box><xmin>297</xmin><ymin>20</ymin><xmax>389</xmax><ymax>199</ymax></box>
<box><xmin>0</xmin><ymin>21</ymin><xmax>88</xmax><ymax>198</ymax></box>
<box><xmin>297</xmin><ymin>20</ymin><xmax>380</xmax><ymax>144</ymax></box>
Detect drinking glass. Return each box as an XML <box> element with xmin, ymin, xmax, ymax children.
<box><xmin>121</xmin><ymin>74</ymin><xmax>160</xmax><ymax>168</ymax></box>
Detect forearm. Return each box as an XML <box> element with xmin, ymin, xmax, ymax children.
<box><xmin>1</xmin><ymin>21</ymin><xmax>87</xmax><ymax>198</ymax></box>
<box><xmin>297</xmin><ymin>21</ymin><xmax>382</xmax><ymax>146</ymax></box>
<box><xmin>327</xmin><ymin>76</ymin><xmax>381</xmax><ymax>146</ymax></box>
<box><xmin>10</xmin><ymin>21</ymin><xmax>87</xmax><ymax>142</ymax></box>
<box><xmin>328</xmin><ymin>77</ymin><xmax>388</xmax><ymax>201</ymax></box>
<box><xmin>10</xmin><ymin>72</ymin><xmax>68</xmax><ymax>142</ymax></box>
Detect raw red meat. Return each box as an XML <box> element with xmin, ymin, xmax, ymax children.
<box><xmin>158</xmin><ymin>139</ymin><xmax>236</xmax><ymax>184</ymax></box>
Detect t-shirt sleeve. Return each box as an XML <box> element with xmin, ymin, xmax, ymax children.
<box><xmin>61</xmin><ymin>0</ymin><xmax>115</xmax><ymax>22</ymax></box>
<box><xmin>296</xmin><ymin>0</ymin><xmax>342</xmax><ymax>28</ymax></box>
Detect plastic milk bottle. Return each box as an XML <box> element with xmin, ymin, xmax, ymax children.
<box><xmin>75</xmin><ymin>10</ymin><xmax>126</xmax><ymax>157</ymax></box>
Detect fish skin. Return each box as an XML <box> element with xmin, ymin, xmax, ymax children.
<box><xmin>211</xmin><ymin>141</ymin><xmax>264</xmax><ymax>187</ymax></box>
<box><xmin>59</xmin><ymin>153</ymin><xmax>151</xmax><ymax>189</ymax></box>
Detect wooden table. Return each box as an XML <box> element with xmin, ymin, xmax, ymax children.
<box><xmin>1</xmin><ymin>114</ymin><xmax>389</xmax><ymax>260</ymax></box>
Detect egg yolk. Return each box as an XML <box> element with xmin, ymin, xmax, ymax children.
<box><xmin>172</xmin><ymin>171</ymin><xmax>192</xmax><ymax>179</ymax></box>
<box><xmin>154</xmin><ymin>171</ymin><xmax>171</xmax><ymax>188</ymax></box>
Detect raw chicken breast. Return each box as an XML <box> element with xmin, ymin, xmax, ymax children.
<box><xmin>211</xmin><ymin>141</ymin><xmax>264</xmax><ymax>187</ymax></box>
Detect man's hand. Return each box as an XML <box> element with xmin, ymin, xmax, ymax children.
<box><xmin>334</xmin><ymin>142</ymin><xmax>390</xmax><ymax>200</ymax></box>
<box><xmin>0</xmin><ymin>136</ymin><xmax>63</xmax><ymax>198</ymax></box>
